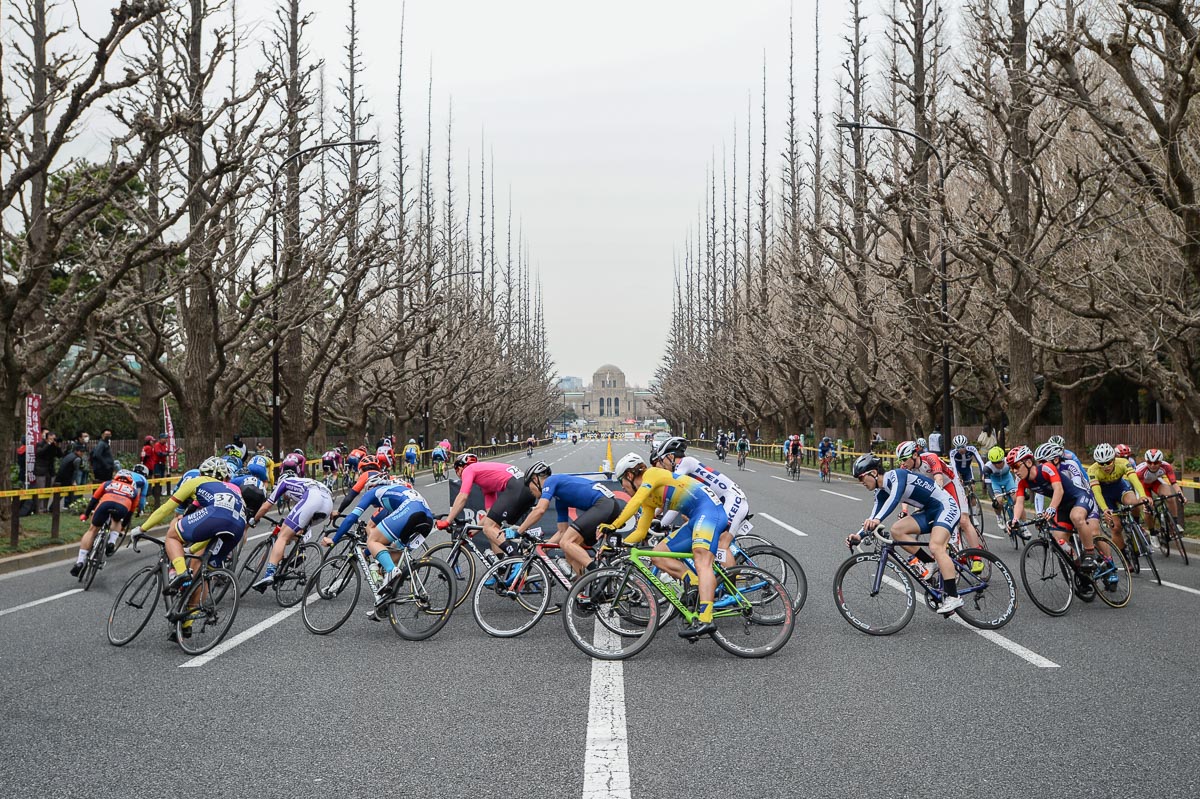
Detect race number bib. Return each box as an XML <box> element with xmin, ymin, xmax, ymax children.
<box><xmin>592</xmin><ymin>483</ymin><xmax>615</xmax><ymax>499</ymax></box>
<box><xmin>213</xmin><ymin>493</ymin><xmax>239</xmax><ymax>512</ymax></box>
<box><xmin>506</xmin><ymin>466</ymin><xmax>523</xmax><ymax>479</ymax></box>
<box><xmin>737</xmin><ymin>519</ymin><xmax>754</xmax><ymax>535</ymax></box>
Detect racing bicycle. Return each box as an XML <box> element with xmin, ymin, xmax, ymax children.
<box><xmin>1151</xmin><ymin>494</ymin><xmax>1189</xmax><ymax>564</ymax></box>
<box><xmin>235</xmin><ymin>516</ymin><xmax>323</xmax><ymax>607</ymax></box>
<box><xmin>1015</xmin><ymin>516</ymin><xmax>1132</xmax><ymax>616</ymax></box>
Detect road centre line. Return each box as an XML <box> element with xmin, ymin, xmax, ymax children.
<box><xmin>0</xmin><ymin>588</ymin><xmax>83</xmax><ymax>618</ymax></box>
<box><xmin>179</xmin><ymin>602</ymin><xmax>304</xmax><ymax>668</ymax></box>
<box><xmin>1155</xmin><ymin>580</ymin><xmax>1200</xmax><ymax>597</ymax></box>
<box><xmin>770</xmin><ymin>476</ymin><xmax>792</xmax><ymax>483</ymax></box>
<box><xmin>983</xmin><ymin>533</ymin><xmax>1004</xmax><ymax>540</ymax></box>
<box><xmin>820</xmin><ymin>488</ymin><xmax>862</xmax><ymax>502</ymax></box>
<box><xmin>757</xmin><ymin>513</ymin><xmax>808</xmax><ymax>537</ymax></box>
<box><xmin>582</xmin><ymin>619</ymin><xmax>631</xmax><ymax>799</ymax></box>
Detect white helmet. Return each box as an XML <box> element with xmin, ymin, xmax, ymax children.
<box><xmin>1093</xmin><ymin>442</ymin><xmax>1116</xmax><ymax>464</ymax></box>
<box><xmin>198</xmin><ymin>456</ymin><xmax>232</xmax><ymax>482</ymax></box>
<box><xmin>613</xmin><ymin>453</ymin><xmax>647</xmax><ymax>481</ymax></box>
<box><xmin>952</xmin><ymin>434</ymin><xmax>968</xmax><ymax>449</ymax></box>
<box><xmin>895</xmin><ymin>440</ymin><xmax>917</xmax><ymax>461</ymax></box>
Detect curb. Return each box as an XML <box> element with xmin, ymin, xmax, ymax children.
<box><xmin>0</xmin><ymin>541</ymin><xmax>81</xmax><ymax>576</ymax></box>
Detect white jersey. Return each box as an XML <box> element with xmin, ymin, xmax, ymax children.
<box><xmin>670</xmin><ymin>455</ymin><xmax>750</xmax><ymax>531</ymax></box>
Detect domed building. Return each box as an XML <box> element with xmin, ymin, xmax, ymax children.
<box><xmin>560</xmin><ymin>364</ymin><xmax>652</xmax><ymax>427</ymax></box>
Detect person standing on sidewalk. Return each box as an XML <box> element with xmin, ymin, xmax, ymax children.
<box><xmin>90</xmin><ymin>430</ymin><xmax>115</xmax><ymax>483</ymax></box>
<box><xmin>56</xmin><ymin>444</ymin><xmax>87</xmax><ymax>509</ymax></box>
<box><xmin>34</xmin><ymin>431</ymin><xmax>63</xmax><ymax>513</ymax></box>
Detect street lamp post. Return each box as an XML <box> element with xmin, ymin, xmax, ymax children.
<box><xmin>835</xmin><ymin>120</ymin><xmax>952</xmax><ymax>443</ymax></box>
<box><xmin>270</xmin><ymin>139</ymin><xmax>379</xmax><ymax>458</ymax></box>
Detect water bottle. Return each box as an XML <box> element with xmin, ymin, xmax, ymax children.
<box><xmin>369</xmin><ymin>561</ymin><xmax>383</xmax><ymax>585</ymax></box>
<box><xmin>1057</xmin><ymin>538</ymin><xmax>1074</xmax><ymax>560</ymax></box>
<box><xmin>555</xmin><ymin>556</ymin><xmax>574</xmax><ymax>579</ymax></box>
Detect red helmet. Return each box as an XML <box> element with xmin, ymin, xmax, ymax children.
<box><xmin>1144</xmin><ymin>448</ymin><xmax>1164</xmax><ymax>464</ymax></box>
<box><xmin>1005</xmin><ymin>445</ymin><xmax>1033</xmax><ymax>466</ymax></box>
<box><xmin>358</xmin><ymin>455</ymin><xmax>380</xmax><ymax>472</ymax></box>
<box><xmin>1115</xmin><ymin>444</ymin><xmax>1132</xmax><ymax>458</ymax></box>
<box><xmin>454</xmin><ymin>453</ymin><xmax>479</xmax><ymax>469</ymax></box>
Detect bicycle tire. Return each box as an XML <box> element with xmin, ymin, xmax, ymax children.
<box><xmin>967</xmin><ymin>493</ymin><xmax>984</xmax><ymax>536</ymax></box>
<box><xmin>301</xmin><ymin>554</ymin><xmax>361</xmax><ymax>634</ymax></box>
<box><xmin>387</xmin><ymin>558</ymin><xmax>456</xmax><ymax>641</ymax></box>
<box><xmin>107</xmin><ymin>565</ymin><xmax>161</xmax><ymax>646</ymax></box>
<box><xmin>738</xmin><ymin>544</ymin><xmax>808</xmax><ymax>612</ymax></box>
<box><xmin>710</xmin><ymin>566</ymin><xmax>795</xmax><ymax>658</ymax></box>
<box><xmin>275</xmin><ymin>542</ymin><xmax>322</xmax><ymax>608</ymax></box>
<box><xmin>1019</xmin><ymin>539</ymin><xmax>1073</xmax><ymax>617</ymax></box>
<box><xmin>832</xmin><ymin>552</ymin><xmax>915</xmax><ymax>635</ymax></box>
<box><xmin>238</xmin><ymin>539</ymin><xmax>271</xmax><ymax>597</ymax></box>
<box><xmin>471</xmin><ymin>557</ymin><xmax>551</xmax><ymax>638</ymax></box>
<box><xmin>1090</xmin><ymin>534</ymin><xmax>1132</xmax><ymax>609</ymax></box>
<box><xmin>562</xmin><ymin>567</ymin><xmax>659</xmax><ymax>660</ymax></box>
<box><xmin>425</xmin><ymin>540</ymin><xmax>476</xmax><ymax>609</ymax></box>
<box><xmin>83</xmin><ymin>543</ymin><xmax>103</xmax><ymax>592</ymax></box>
<box><xmin>951</xmin><ymin>547</ymin><xmax>1017</xmax><ymax>629</ymax></box>
<box><xmin>176</xmin><ymin>568</ymin><xmax>239</xmax><ymax>655</ymax></box>
<box><xmin>1129</xmin><ymin>521</ymin><xmax>1160</xmax><ymax>585</ymax></box>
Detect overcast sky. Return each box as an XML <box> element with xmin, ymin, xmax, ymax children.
<box><xmin>70</xmin><ymin>0</ymin><xmax>853</xmax><ymax>387</ymax></box>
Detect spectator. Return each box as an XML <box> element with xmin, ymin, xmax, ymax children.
<box><xmin>34</xmin><ymin>430</ymin><xmax>63</xmax><ymax>512</ymax></box>
<box><xmin>90</xmin><ymin>429</ymin><xmax>115</xmax><ymax>482</ymax></box>
<box><xmin>872</xmin><ymin>431</ymin><xmax>884</xmax><ymax>452</ymax></box>
<box><xmin>153</xmin><ymin>434</ymin><xmax>170</xmax><ymax>475</ymax></box>
<box><xmin>140</xmin><ymin>436</ymin><xmax>158</xmax><ymax>471</ymax></box>
<box><xmin>928</xmin><ymin>427</ymin><xmax>943</xmax><ymax>455</ymax></box>
<box><xmin>977</xmin><ymin>425</ymin><xmax>997</xmax><ymax>452</ymax></box>
<box><xmin>56</xmin><ymin>443</ymin><xmax>87</xmax><ymax>509</ymax></box>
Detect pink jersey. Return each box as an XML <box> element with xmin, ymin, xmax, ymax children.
<box><xmin>459</xmin><ymin>462</ymin><xmax>522</xmax><ymax>508</ymax></box>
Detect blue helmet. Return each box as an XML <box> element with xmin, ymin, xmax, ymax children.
<box><xmin>246</xmin><ymin>454</ymin><xmax>270</xmax><ymax>480</ymax></box>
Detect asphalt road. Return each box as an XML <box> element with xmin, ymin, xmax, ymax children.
<box><xmin>2</xmin><ymin>439</ymin><xmax>1198</xmax><ymax>799</ymax></box>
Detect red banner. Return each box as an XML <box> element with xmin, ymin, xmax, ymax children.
<box><xmin>25</xmin><ymin>394</ymin><xmax>40</xmax><ymax>487</ymax></box>
<box><xmin>163</xmin><ymin>399</ymin><xmax>177</xmax><ymax>470</ymax></box>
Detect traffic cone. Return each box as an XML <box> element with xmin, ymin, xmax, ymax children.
<box><xmin>603</xmin><ymin>438</ymin><xmax>614</xmax><ymax>474</ymax></box>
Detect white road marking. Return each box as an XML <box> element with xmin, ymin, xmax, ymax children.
<box><xmin>1156</xmin><ymin>580</ymin><xmax>1200</xmax><ymax>597</ymax></box>
<box><xmin>179</xmin><ymin>602</ymin><xmax>305</xmax><ymax>667</ymax></box>
<box><xmin>770</xmin><ymin>475</ymin><xmax>793</xmax><ymax>483</ymax></box>
<box><xmin>820</xmin><ymin>488</ymin><xmax>862</xmax><ymax>502</ymax></box>
<box><xmin>582</xmin><ymin>619</ymin><xmax>631</xmax><ymax>799</ymax></box>
<box><xmin>743</xmin><ymin>468</ymin><xmax>756</xmax><ymax>472</ymax></box>
<box><xmin>0</xmin><ymin>559</ymin><xmax>75</xmax><ymax>582</ymax></box>
<box><xmin>0</xmin><ymin>588</ymin><xmax>84</xmax><ymax>617</ymax></box>
<box><xmin>983</xmin><ymin>533</ymin><xmax>1004</xmax><ymax>540</ymax></box>
<box><xmin>758</xmin><ymin>513</ymin><xmax>808</xmax><ymax>537</ymax></box>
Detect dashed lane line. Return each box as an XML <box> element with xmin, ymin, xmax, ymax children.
<box><xmin>1154</xmin><ymin>580</ymin><xmax>1200</xmax><ymax>597</ymax></box>
<box><xmin>820</xmin><ymin>488</ymin><xmax>862</xmax><ymax>502</ymax></box>
<box><xmin>582</xmin><ymin>619</ymin><xmax>631</xmax><ymax>799</ymax></box>
<box><xmin>983</xmin><ymin>533</ymin><xmax>1004</xmax><ymax>540</ymax></box>
<box><xmin>0</xmin><ymin>588</ymin><xmax>84</xmax><ymax>618</ymax></box>
<box><xmin>770</xmin><ymin>476</ymin><xmax>793</xmax><ymax>483</ymax></box>
<box><xmin>179</xmin><ymin>602</ymin><xmax>306</xmax><ymax>668</ymax></box>
<box><xmin>757</xmin><ymin>513</ymin><xmax>808</xmax><ymax>537</ymax></box>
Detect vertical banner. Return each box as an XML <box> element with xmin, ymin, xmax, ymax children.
<box><xmin>163</xmin><ymin>399</ymin><xmax>177</xmax><ymax>471</ymax></box>
<box><xmin>25</xmin><ymin>394</ymin><xmax>41</xmax><ymax>487</ymax></box>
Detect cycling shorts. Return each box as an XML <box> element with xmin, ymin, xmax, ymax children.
<box><xmin>1143</xmin><ymin>477</ymin><xmax>1174</xmax><ymax>495</ymax></box>
<box><xmin>910</xmin><ymin>499</ymin><xmax>960</xmax><ymax>536</ymax></box>
<box><xmin>568</xmin><ymin>497</ymin><xmax>624</xmax><ymax>546</ymax></box>
<box><xmin>404</xmin><ymin>452</ymin><xmax>418</xmax><ymax>464</ymax></box>
<box><xmin>240</xmin><ymin>484</ymin><xmax>267</xmax><ymax>517</ymax></box>
<box><xmin>485</xmin><ymin>479</ymin><xmax>536</xmax><ymax>526</ymax></box>
<box><xmin>347</xmin><ymin>456</ymin><xmax>360</xmax><ymax>472</ymax></box>
<box><xmin>987</xmin><ymin>471</ymin><xmax>1017</xmax><ymax>497</ymax></box>
<box><xmin>178</xmin><ymin>507</ymin><xmax>246</xmax><ymax>552</ymax></box>
<box><xmin>1058</xmin><ymin>490</ymin><xmax>1100</xmax><ymax>522</ymax></box>
<box><xmin>431</xmin><ymin>453</ymin><xmax>446</xmax><ymax>462</ymax></box>
<box><xmin>377</xmin><ymin>504</ymin><xmax>433</xmax><ymax>546</ymax></box>
<box><xmin>1099</xmin><ymin>479</ymin><xmax>1133</xmax><ymax>510</ymax></box>
<box><xmin>321</xmin><ymin>458</ymin><xmax>337</xmax><ymax>472</ymax></box>
<box><xmin>284</xmin><ymin>484</ymin><xmax>333</xmax><ymax>532</ymax></box>
<box><xmin>665</xmin><ymin>506</ymin><xmax>729</xmax><ymax>554</ymax></box>
<box><xmin>722</xmin><ymin>490</ymin><xmax>750</xmax><ymax>533</ymax></box>
<box><xmin>91</xmin><ymin>500</ymin><xmax>131</xmax><ymax>529</ymax></box>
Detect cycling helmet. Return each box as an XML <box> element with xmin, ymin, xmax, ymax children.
<box><xmin>1005</xmin><ymin>445</ymin><xmax>1033</xmax><ymax>466</ymax></box>
<box><xmin>613</xmin><ymin>453</ymin><xmax>647</xmax><ymax>481</ymax></box>
<box><xmin>408</xmin><ymin>438</ymin><xmax>416</xmax><ymax>444</ymax></box>
<box><xmin>1048</xmin><ymin>435</ymin><xmax>1066</xmax><ymax>448</ymax></box>
<box><xmin>1093</xmin><ymin>443</ymin><xmax>1115</xmax><ymax>464</ymax></box>
<box><xmin>952</xmin><ymin>434</ymin><xmax>968</xmax><ymax>449</ymax></box>
<box><xmin>1115</xmin><ymin>444</ymin><xmax>1132</xmax><ymax>458</ymax></box>
<box><xmin>987</xmin><ymin>446</ymin><xmax>1005</xmax><ymax>463</ymax></box>
<box><xmin>364</xmin><ymin>473</ymin><xmax>393</xmax><ymax>491</ymax></box>
<box><xmin>524</xmin><ymin>461</ymin><xmax>551</xmax><ymax>484</ymax></box>
<box><xmin>133</xmin><ymin>464</ymin><xmax>149</xmax><ymax>477</ymax></box>
<box><xmin>656</xmin><ymin>436</ymin><xmax>688</xmax><ymax>460</ymax></box>
<box><xmin>224</xmin><ymin>443</ymin><xmax>237</xmax><ymax>453</ymax></box>
<box><xmin>1145</xmin><ymin>448</ymin><xmax>1164</xmax><ymax>464</ymax></box>
<box><xmin>280</xmin><ymin>468</ymin><xmax>297</xmax><ymax>480</ymax></box>
<box><xmin>114</xmin><ymin>470</ymin><xmax>135</xmax><ymax>484</ymax></box>
<box><xmin>291</xmin><ymin>448</ymin><xmax>304</xmax><ymax>455</ymax></box>
<box><xmin>915</xmin><ymin>437</ymin><xmax>928</xmax><ymax>450</ymax></box>
<box><xmin>822</xmin><ymin>436</ymin><xmax>832</xmax><ymax>443</ymax></box>
<box><xmin>1034</xmin><ymin>442</ymin><xmax>1062</xmax><ymax>462</ymax></box>
<box><xmin>358</xmin><ymin>455</ymin><xmax>380</xmax><ymax>472</ymax></box>
<box><xmin>112</xmin><ymin>459</ymin><xmax>123</xmax><ymax>471</ymax></box>
<box><xmin>790</xmin><ymin>434</ymin><xmax>800</xmax><ymax>441</ymax></box>
<box><xmin>852</xmin><ymin>453</ymin><xmax>884</xmax><ymax>478</ymax></box>
<box><xmin>198</xmin><ymin>456</ymin><xmax>232</xmax><ymax>482</ymax></box>
<box><xmin>895</xmin><ymin>440</ymin><xmax>918</xmax><ymax>461</ymax></box>
<box><xmin>454</xmin><ymin>453</ymin><xmax>478</xmax><ymax>469</ymax></box>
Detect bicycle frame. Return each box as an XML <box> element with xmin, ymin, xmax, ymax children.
<box><xmin>863</xmin><ymin>533</ymin><xmax>985</xmax><ymax>605</ymax></box>
<box><xmin>623</xmin><ymin>547</ymin><xmax>755</xmax><ymax>623</ymax></box>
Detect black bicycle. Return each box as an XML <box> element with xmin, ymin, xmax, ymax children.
<box><xmin>77</xmin><ymin>519</ymin><xmax>116</xmax><ymax>591</ymax></box>
<box><xmin>236</xmin><ymin>516</ymin><xmax>323</xmax><ymax>607</ymax></box>
<box><xmin>1016</xmin><ymin>516</ymin><xmax>1131</xmax><ymax>616</ymax></box>
<box><xmin>423</xmin><ymin>516</ymin><xmax>502</xmax><ymax>609</ymax></box>
<box><xmin>960</xmin><ymin>476</ymin><xmax>985</xmax><ymax>535</ymax></box>
<box><xmin>106</xmin><ymin>533</ymin><xmax>239</xmax><ymax>654</ymax></box>
<box><xmin>1151</xmin><ymin>494</ymin><xmax>1189</xmax><ymax>565</ymax></box>
<box><xmin>1109</xmin><ymin>504</ymin><xmax>1160</xmax><ymax>585</ymax></box>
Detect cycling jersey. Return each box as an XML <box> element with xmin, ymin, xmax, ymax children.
<box><xmin>1087</xmin><ymin>459</ymin><xmax>1147</xmax><ymax>511</ymax></box>
<box><xmin>949</xmin><ymin>446</ymin><xmax>986</xmax><ymax>483</ymax></box>
<box><xmin>268</xmin><ymin>476</ymin><xmax>333</xmax><ymax>531</ymax></box>
<box><xmin>142</xmin><ymin>477</ymin><xmax>245</xmax><ymax>530</ymax></box>
<box><xmin>84</xmin><ymin>480</ymin><xmax>139</xmax><ymax>522</ymax></box>
<box><xmin>818</xmin><ymin>442</ymin><xmax>834</xmax><ymax>459</ymax></box>
<box><xmin>331</xmin><ymin>484</ymin><xmax>432</xmax><ymax>544</ymax></box>
<box><xmin>231</xmin><ymin>472</ymin><xmax>268</xmax><ymax>515</ymax></box>
<box><xmin>609</xmin><ymin>466</ymin><xmax>729</xmax><ymax>554</ymax></box>
<box><xmin>279</xmin><ymin>453</ymin><xmax>306</xmax><ymax>477</ymax></box>
<box><xmin>129</xmin><ymin>473</ymin><xmax>149</xmax><ymax>514</ymax></box>
<box><xmin>538</xmin><ymin>474</ymin><xmax>615</xmax><ymax>522</ymax></box>
<box><xmin>457</xmin><ymin>462</ymin><xmax>523</xmax><ymax>510</ymax></box>
<box><xmin>1136</xmin><ymin>461</ymin><xmax>1178</xmax><ymax>493</ymax></box>
<box><xmin>431</xmin><ymin>446</ymin><xmax>447</xmax><ymax>462</ymax></box>
<box><xmin>669</xmin><ymin>455</ymin><xmax>750</xmax><ymax>533</ymax></box>
<box><xmin>336</xmin><ymin>468</ymin><xmax>384</xmax><ymax>514</ymax></box>
<box><xmin>245</xmin><ymin>455</ymin><xmax>271</xmax><ymax>482</ymax></box>
<box><xmin>403</xmin><ymin>445</ymin><xmax>419</xmax><ymax>464</ymax></box>
<box><xmin>982</xmin><ymin>461</ymin><xmax>1017</xmax><ymax>498</ymax></box>
<box><xmin>321</xmin><ymin>450</ymin><xmax>343</xmax><ymax>470</ymax></box>
<box><xmin>866</xmin><ymin>469</ymin><xmax>959</xmax><ymax>535</ymax></box>
<box><xmin>736</xmin><ymin>438</ymin><xmax>750</xmax><ymax>452</ymax></box>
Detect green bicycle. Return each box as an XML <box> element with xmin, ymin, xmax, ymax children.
<box><xmin>561</xmin><ymin>545</ymin><xmax>795</xmax><ymax>661</ymax></box>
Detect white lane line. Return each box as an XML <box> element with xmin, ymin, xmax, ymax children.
<box><xmin>0</xmin><ymin>588</ymin><xmax>84</xmax><ymax>618</ymax></box>
<box><xmin>880</xmin><ymin>575</ymin><xmax>1058</xmax><ymax>668</ymax></box>
<box><xmin>744</xmin><ymin>468</ymin><xmax>757</xmax><ymax>472</ymax></box>
<box><xmin>757</xmin><ymin>512</ymin><xmax>808</xmax><ymax>537</ymax></box>
<box><xmin>1156</xmin><ymin>580</ymin><xmax>1200</xmax><ymax>597</ymax></box>
<box><xmin>179</xmin><ymin>602</ymin><xmax>304</xmax><ymax>668</ymax></box>
<box><xmin>983</xmin><ymin>533</ymin><xmax>1004</xmax><ymax>540</ymax></box>
<box><xmin>820</xmin><ymin>488</ymin><xmax>862</xmax><ymax>502</ymax></box>
<box><xmin>582</xmin><ymin>619</ymin><xmax>631</xmax><ymax>799</ymax></box>
<box><xmin>0</xmin><ymin>558</ymin><xmax>74</xmax><ymax>582</ymax></box>
<box><xmin>770</xmin><ymin>475</ymin><xmax>793</xmax><ymax>483</ymax></box>
<box><xmin>949</xmin><ymin>616</ymin><xmax>1060</xmax><ymax>668</ymax></box>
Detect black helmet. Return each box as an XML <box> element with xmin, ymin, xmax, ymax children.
<box><xmin>524</xmin><ymin>461</ymin><xmax>551</xmax><ymax>484</ymax></box>
<box><xmin>655</xmin><ymin>436</ymin><xmax>688</xmax><ymax>460</ymax></box>
<box><xmin>852</xmin><ymin>454</ymin><xmax>884</xmax><ymax>478</ymax></box>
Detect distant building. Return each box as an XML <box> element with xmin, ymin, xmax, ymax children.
<box><xmin>555</xmin><ymin>375</ymin><xmax>583</xmax><ymax>391</ymax></box>
<box><xmin>561</xmin><ymin>364</ymin><xmax>653</xmax><ymax>425</ymax></box>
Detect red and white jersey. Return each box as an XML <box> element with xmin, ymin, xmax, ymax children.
<box><xmin>1136</xmin><ymin>461</ymin><xmax>1177</xmax><ymax>488</ymax></box>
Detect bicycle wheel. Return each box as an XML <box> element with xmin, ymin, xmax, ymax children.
<box><xmin>738</xmin><ymin>544</ymin><xmax>808</xmax><ymax>612</ymax></box>
<box><xmin>107</xmin><ymin>566</ymin><xmax>161</xmax><ymax>646</ymax></box>
<box><xmin>275</xmin><ymin>542</ymin><xmax>322</xmax><ymax>608</ymax></box>
<box><xmin>83</xmin><ymin>543</ymin><xmax>104</xmax><ymax>591</ymax></box>
<box><xmin>237</xmin><ymin>539</ymin><xmax>271</xmax><ymax>597</ymax></box>
<box><xmin>1128</xmin><ymin>521</ymin><xmax>1161</xmax><ymax>585</ymax></box>
<box><xmin>1019</xmin><ymin>539</ymin><xmax>1073</xmax><ymax>617</ymax></box>
<box><xmin>832</xmin><ymin>552</ymin><xmax>915</xmax><ymax>635</ymax></box>
<box><xmin>952</xmin><ymin>548</ymin><xmax>1017</xmax><ymax>629</ymax></box>
<box><xmin>967</xmin><ymin>493</ymin><xmax>984</xmax><ymax>536</ymax></box>
<box><xmin>472</xmin><ymin>557</ymin><xmax>552</xmax><ymax>638</ymax></box>
<box><xmin>562</xmin><ymin>567</ymin><xmax>659</xmax><ymax>660</ymax></box>
<box><xmin>387</xmin><ymin>558</ymin><xmax>456</xmax><ymax>641</ymax></box>
<box><xmin>426</xmin><ymin>541</ymin><xmax>476</xmax><ymax>609</ymax></box>
<box><xmin>710</xmin><ymin>566</ymin><xmax>795</xmax><ymax>658</ymax></box>
<box><xmin>1091</xmin><ymin>534</ymin><xmax>1132</xmax><ymax>609</ymax></box>
<box><xmin>301</xmin><ymin>555</ymin><xmax>361</xmax><ymax>634</ymax></box>
<box><xmin>176</xmin><ymin>568</ymin><xmax>239</xmax><ymax>655</ymax></box>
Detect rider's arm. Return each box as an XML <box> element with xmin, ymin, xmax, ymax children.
<box><xmin>868</xmin><ymin>472</ymin><xmax>902</xmax><ymax>522</ymax></box>
<box><xmin>82</xmin><ymin>484</ymin><xmax>105</xmax><ymax>518</ymax></box>
<box><xmin>140</xmin><ymin>477</ymin><xmax>203</xmax><ymax>530</ymax></box>
<box><xmin>1087</xmin><ymin>465</ymin><xmax>1109</xmax><ymax>511</ymax></box>
<box><xmin>1127</xmin><ymin>466</ymin><xmax>1149</xmax><ymax>500</ymax></box>
<box><xmin>516</xmin><ymin>498</ymin><xmax>551</xmax><ymax>535</ymax></box>
<box><xmin>330</xmin><ymin>489</ymin><xmax>377</xmax><ymax>544</ymax></box>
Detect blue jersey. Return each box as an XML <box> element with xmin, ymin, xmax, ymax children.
<box><xmin>403</xmin><ymin>445</ymin><xmax>419</xmax><ymax>463</ymax></box>
<box><xmin>130</xmin><ymin>473</ymin><xmax>149</xmax><ymax>513</ymax></box>
<box><xmin>431</xmin><ymin>446</ymin><xmax>447</xmax><ymax>461</ymax></box>
<box><xmin>982</xmin><ymin>461</ymin><xmax>1017</xmax><ymax>497</ymax></box>
<box><xmin>868</xmin><ymin>468</ymin><xmax>956</xmax><ymax>521</ymax></box>
<box><xmin>245</xmin><ymin>455</ymin><xmax>270</xmax><ymax>481</ymax></box>
<box><xmin>231</xmin><ymin>472</ymin><xmax>266</xmax><ymax>494</ymax></box>
<box><xmin>818</xmin><ymin>442</ymin><xmax>834</xmax><ymax>458</ymax></box>
<box><xmin>332</xmin><ymin>484</ymin><xmax>431</xmax><ymax>543</ymax></box>
<box><xmin>223</xmin><ymin>454</ymin><xmax>243</xmax><ymax>473</ymax></box>
<box><xmin>540</xmin><ymin>474</ymin><xmax>615</xmax><ymax>523</ymax></box>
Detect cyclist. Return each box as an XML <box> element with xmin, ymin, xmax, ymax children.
<box><xmin>515</xmin><ymin>462</ymin><xmax>626</xmax><ymax>578</ymax></box>
<box><xmin>599</xmin><ymin>453</ymin><xmax>734</xmax><ymax>639</ymax></box>
<box><xmin>948</xmin><ymin>434</ymin><xmax>986</xmax><ymax>486</ymax></box>
<box><xmin>221</xmin><ymin>444</ymin><xmax>244</xmax><ymax>474</ymax></box>
<box><xmin>244</xmin><ymin>453</ymin><xmax>272</xmax><ymax>485</ymax></box>
<box><xmin>402</xmin><ymin>439</ymin><xmax>420</xmax><ymax>480</ymax></box>
<box><xmin>652</xmin><ymin>436</ymin><xmax>751</xmax><ymax>539</ymax></box>
<box><xmin>981</xmin><ymin>446</ymin><xmax>1022</xmax><ymax>535</ymax></box>
<box><xmin>128</xmin><ymin>465</ymin><xmax>151</xmax><ymax>515</ymax></box>
<box><xmin>435</xmin><ymin>454</ymin><xmax>528</xmax><ymax>557</ymax></box>
<box><xmin>1088</xmin><ymin>442</ymin><xmax>1150</xmax><ymax>554</ymax></box>
<box><xmin>914</xmin><ymin>437</ymin><xmax>928</xmax><ymax>455</ymax></box>
<box><xmin>1008</xmin><ymin>445</ymin><xmax>1104</xmax><ymax>572</ymax></box>
<box><xmin>895</xmin><ymin>440</ymin><xmax>986</xmax><ymax>568</ymax></box>
<box><xmin>279</xmin><ymin>448</ymin><xmax>306</xmax><ymax>478</ymax></box>
<box><xmin>526</xmin><ymin>435</ymin><xmax>537</xmax><ymax>458</ymax></box>
<box><xmin>430</xmin><ymin>442</ymin><xmax>449</xmax><ymax>480</ymax></box>
<box><xmin>715</xmin><ymin>430</ymin><xmax>730</xmax><ymax>461</ymax></box>
<box><xmin>320</xmin><ymin>446</ymin><xmax>343</xmax><ymax>481</ymax></box>
<box><xmin>230</xmin><ymin>466</ymin><xmax>269</xmax><ymax>518</ymax></box>
<box><xmin>248</xmin><ymin>469</ymin><xmax>333</xmax><ymax>592</ymax></box>
<box><xmin>846</xmin><ymin>453</ymin><xmax>964</xmax><ymax>616</ymax></box>
<box><xmin>1116</xmin><ymin>443</ymin><xmax>1136</xmax><ymax>470</ymax></box>
<box><xmin>375</xmin><ymin>437</ymin><xmax>395</xmax><ymax>472</ymax></box>
<box><xmin>735</xmin><ymin>433</ymin><xmax>750</xmax><ymax>466</ymax></box>
<box><xmin>786</xmin><ymin>434</ymin><xmax>802</xmax><ymax>471</ymax></box>
<box><xmin>1138</xmin><ymin>448</ymin><xmax>1187</xmax><ymax>534</ymax></box>
<box><xmin>346</xmin><ymin>445</ymin><xmax>368</xmax><ymax>474</ymax></box>
<box><xmin>323</xmin><ymin>474</ymin><xmax>434</xmax><ymax>612</ymax></box>
<box><xmin>128</xmin><ymin>457</ymin><xmax>246</xmax><ymax>595</ymax></box>
<box><xmin>818</xmin><ymin>436</ymin><xmax>835</xmax><ymax>476</ymax></box>
<box><xmin>331</xmin><ymin>456</ymin><xmax>384</xmax><ymax>520</ymax></box>
<box><xmin>72</xmin><ymin>471</ymin><xmax>140</xmax><ymax>574</ymax></box>
<box><xmin>438</xmin><ymin>437</ymin><xmax>452</xmax><ymax>454</ymax></box>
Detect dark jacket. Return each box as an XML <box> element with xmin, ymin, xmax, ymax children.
<box><xmin>56</xmin><ymin>450</ymin><xmax>84</xmax><ymax>486</ymax></box>
<box><xmin>90</xmin><ymin>439</ymin><xmax>115</xmax><ymax>481</ymax></box>
<box><xmin>34</xmin><ymin>439</ymin><xmax>61</xmax><ymax>478</ymax></box>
